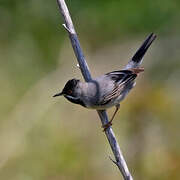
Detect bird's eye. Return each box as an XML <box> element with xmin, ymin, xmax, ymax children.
<box><xmin>68</xmin><ymin>90</ymin><xmax>72</xmax><ymax>94</ymax></box>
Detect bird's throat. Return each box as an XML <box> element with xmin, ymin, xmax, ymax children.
<box><xmin>64</xmin><ymin>95</ymin><xmax>86</xmax><ymax>107</ymax></box>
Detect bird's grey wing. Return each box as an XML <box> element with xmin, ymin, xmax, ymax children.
<box><xmin>99</xmin><ymin>70</ymin><xmax>137</xmax><ymax>104</ymax></box>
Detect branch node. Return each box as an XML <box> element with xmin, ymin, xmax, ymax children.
<box><xmin>76</xmin><ymin>63</ymin><xmax>80</xmax><ymax>68</ymax></box>
<box><xmin>109</xmin><ymin>156</ymin><xmax>118</xmax><ymax>166</ymax></box>
<box><xmin>62</xmin><ymin>23</ymin><xmax>71</xmax><ymax>33</ymax></box>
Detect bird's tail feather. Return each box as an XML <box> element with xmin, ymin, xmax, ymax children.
<box><xmin>125</xmin><ymin>33</ymin><xmax>156</xmax><ymax>69</ymax></box>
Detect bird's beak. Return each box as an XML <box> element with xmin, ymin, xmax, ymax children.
<box><xmin>53</xmin><ymin>92</ymin><xmax>63</xmax><ymax>97</ymax></box>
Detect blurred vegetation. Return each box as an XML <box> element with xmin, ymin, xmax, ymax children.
<box><xmin>0</xmin><ymin>0</ymin><xmax>180</xmax><ymax>180</ymax></box>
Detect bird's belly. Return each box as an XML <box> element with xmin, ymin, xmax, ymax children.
<box><xmin>86</xmin><ymin>95</ymin><xmax>124</xmax><ymax>110</ymax></box>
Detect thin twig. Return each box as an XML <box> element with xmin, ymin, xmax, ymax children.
<box><xmin>56</xmin><ymin>0</ymin><xmax>133</xmax><ymax>179</ymax></box>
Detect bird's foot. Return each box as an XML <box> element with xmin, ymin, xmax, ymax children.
<box><xmin>102</xmin><ymin>121</ymin><xmax>112</xmax><ymax>132</ymax></box>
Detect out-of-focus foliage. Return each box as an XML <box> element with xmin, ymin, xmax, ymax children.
<box><xmin>0</xmin><ymin>0</ymin><xmax>180</xmax><ymax>180</ymax></box>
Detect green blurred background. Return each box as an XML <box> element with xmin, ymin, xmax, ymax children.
<box><xmin>0</xmin><ymin>0</ymin><xmax>180</xmax><ymax>179</ymax></box>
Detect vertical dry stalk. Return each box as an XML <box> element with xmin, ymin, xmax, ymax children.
<box><xmin>56</xmin><ymin>0</ymin><xmax>133</xmax><ymax>179</ymax></box>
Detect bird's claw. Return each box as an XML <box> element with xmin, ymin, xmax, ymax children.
<box><xmin>102</xmin><ymin>121</ymin><xmax>112</xmax><ymax>132</ymax></box>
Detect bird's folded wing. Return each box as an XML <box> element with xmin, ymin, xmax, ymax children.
<box><xmin>100</xmin><ymin>70</ymin><xmax>137</xmax><ymax>104</ymax></box>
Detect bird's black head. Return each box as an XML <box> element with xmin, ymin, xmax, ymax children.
<box><xmin>61</xmin><ymin>78</ymin><xmax>80</xmax><ymax>96</ymax></box>
<box><xmin>53</xmin><ymin>78</ymin><xmax>80</xmax><ymax>97</ymax></box>
<box><xmin>53</xmin><ymin>79</ymin><xmax>86</xmax><ymax>107</ymax></box>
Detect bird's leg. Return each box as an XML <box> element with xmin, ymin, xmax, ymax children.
<box><xmin>110</xmin><ymin>104</ymin><xmax>120</xmax><ymax>124</ymax></box>
<box><xmin>103</xmin><ymin>104</ymin><xmax>120</xmax><ymax>131</ymax></box>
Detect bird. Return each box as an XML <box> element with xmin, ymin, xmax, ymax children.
<box><xmin>53</xmin><ymin>33</ymin><xmax>156</xmax><ymax>131</ymax></box>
